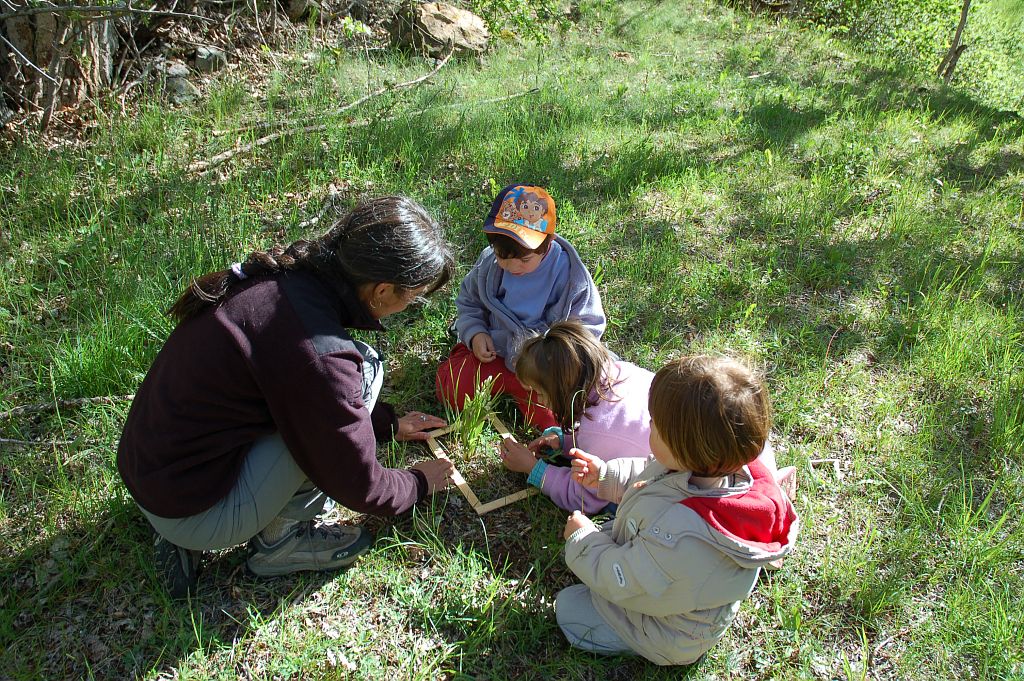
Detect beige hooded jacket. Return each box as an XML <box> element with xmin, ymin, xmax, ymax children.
<box><xmin>564</xmin><ymin>456</ymin><xmax>799</xmax><ymax>665</ymax></box>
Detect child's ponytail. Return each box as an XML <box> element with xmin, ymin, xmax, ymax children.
<box><xmin>168</xmin><ymin>196</ymin><xmax>454</xmax><ymax>323</ymax></box>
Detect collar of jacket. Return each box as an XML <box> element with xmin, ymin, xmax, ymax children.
<box><xmin>308</xmin><ymin>270</ymin><xmax>385</xmax><ymax>332</ymax></box>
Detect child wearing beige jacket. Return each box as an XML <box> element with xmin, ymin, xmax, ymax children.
<box><xmin>559</xmin><ymin>356</ymin><xmax>799</xmax><ymax>666</ymax></box>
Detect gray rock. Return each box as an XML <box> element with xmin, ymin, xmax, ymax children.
<box><xmin>160</xmin><ymin>61</ymin><xmax>190</xmax><ymax>78</ymax></box>
<box><xmin>166</xmin><ymin>77</ymin><xmax>200</xmax><ymax>104</ymax></box>
<box><xmin>194</xmin><ymin>46</ymin><xmax>228</xmax><ymax>73</ymax></box>
<box><xmin>285</xmin><ymin>0</ymin><xmax>319</xmax><ymax>21</ymax></box>
<box><xmin>0</xmin><ymin>99</ymin><xmax>13</xmax><ymax>128</ymax></box>
<box><xmin>389</xmin><ymin>2</ymin><xmax>488</xmax><ymax>58</ymax></box>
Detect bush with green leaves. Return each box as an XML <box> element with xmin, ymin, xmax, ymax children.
<box><xmin>739</xmin><ymin>0</ymin><xmax>1024</xmax><ymax>113</ymax></box>
<box><xmin>461</xmin><ymin>0</ymin><xmax>571</xmax><ymax>44</ymax></box>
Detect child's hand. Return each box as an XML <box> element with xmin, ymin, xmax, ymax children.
<box><xmin>569</xmin><ymin>448</ymin><xmax>605</xmax><ymax>489</ymax></box>
<box><xmin>527</xmin><ymin>432</ymin><xmax>561</xmax><ymax>454</ymax></box>
<box><xmin>499</xmin><ymin>436</ymin><xmax>539</xmax><ymax>473</ymax></box>
<box><xmin>563</xmin><ymin>510</ymin><xmax>595</xmax><ymax>539</ymax></box>
<box><xmin>470</xmin><ymin>333</ymin><xmax>497</xmax><ymax>363</ymax></box>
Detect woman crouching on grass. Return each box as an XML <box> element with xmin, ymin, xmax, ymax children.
<box><xmin>117</xmin><ymin>196</ymin><xmax>456</xmax><ymax>598</ymax></box>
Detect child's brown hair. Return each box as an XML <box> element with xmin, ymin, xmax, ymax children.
<box><xmin>648</xmin><ymin>356</ymin><xmax>771</xmax><ymax>475</ymax></box>
<box><xmin>515</xmin><ymin>321</ymin><xmax>617</xmax><ymax>431</ymax></box>
<box><xmin>486</xmin><ymin>232</ymin><xmax>553</xmax><ymax>260</ymax></box>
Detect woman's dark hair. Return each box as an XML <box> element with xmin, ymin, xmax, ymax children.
<box><xmin>514</xmin><ymin>320</ymin><xmax>619</xmax><ymax>431</ymax></box>
<box><xmin>169</xmin><ymin>195</ymin><xmax>454</xmax><ymax>323</ymax></box>
<box><xmin>486</xmin><ymin>232</ymin><xmax>553</xmax><ymax>260</ymax></box>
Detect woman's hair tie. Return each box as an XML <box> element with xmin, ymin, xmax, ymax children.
<box><xmin>230</xmin><ymin>263</ymin><xmax>248</xmax><ymax>280</ymax></box>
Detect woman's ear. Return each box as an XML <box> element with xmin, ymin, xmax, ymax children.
<box><xmin>372</xmin><ymin>283</ymin><xmax>394</xmax><ymax>303</ymax></box>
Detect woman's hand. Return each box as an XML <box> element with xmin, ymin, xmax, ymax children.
<box><xmin>499</xmin><ymin>436</ymin><xmax>539</xmax><ymax>473</ymax></box>
<box><xmin>412</xmin><ymin>458</ymin><xmax>455</xmax><ymax>494</ymax></box>
<box><xmin>470</xmin><ymin>332</ymin><xmax>496</xmax><ymax>363</ymax></box>
<box><xmin>395</xmin><ymin>411</ymin><xmax>447</xmax><ymax>442</ymax></box>
<box><xmin>569</xmin><ymin>448</ymin><xmax>605</xmax><ymax>489</ymax></box>
<box><xmin>527</xmin><ymin>432</ymin><xmax>561</xmax><ymax>455</ymax></box>
<box><xmin>563</xmin><ymin>510</ymin><xmax>595</xmax><ymax>540</ymax></box>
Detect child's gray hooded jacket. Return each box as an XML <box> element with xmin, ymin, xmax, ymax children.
<box><xmin>454</xmin><ymin>235</ymin><xmax>605</xmax><ymax>371</ymax></box>
<box><xmin>565</xmin><ymin>457</ymin><xmax>799</xmax><ymax>665</ymax></box>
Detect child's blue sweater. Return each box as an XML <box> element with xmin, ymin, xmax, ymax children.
<box><xmin>455</xmin><ymin>235</ymin><xmax>606</xmax><ymax>370</ymax></box>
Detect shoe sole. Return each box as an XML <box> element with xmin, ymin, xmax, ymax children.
<box><xmin>246</xmin><ymin>530</ymin><xmax>374</xmax><ymax>577</ymax></box>
<box><xmin>154</xmin><ymin>541</ymin><xmax>201</xmax><ymax>599</ymax></box>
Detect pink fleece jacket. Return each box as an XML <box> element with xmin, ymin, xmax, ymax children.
<box><xmin>541</xmin><ymin>361</ymin><xmax>654</xmax><ymax>512</ymax></box>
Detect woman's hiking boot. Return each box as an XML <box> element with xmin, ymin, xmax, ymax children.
<box><xmin>154</xmin><ymin>534</ymin><xmax>201</xmax><ymax>599</ymax></box>
<box><xmin>246</xmin><ymin>520</ymin><xmax>373</xmax><ymax>576</ymax></box>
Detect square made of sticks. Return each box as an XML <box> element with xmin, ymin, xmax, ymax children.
<box><xmin>424</xmin><ymin>413</ymin><xmax>538</xmax><ymax>515</ymax></box>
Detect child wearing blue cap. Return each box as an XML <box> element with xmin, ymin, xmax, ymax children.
<box><xmin>435</xmin><ymin>184</ymin><xmax>606</xmax><ymax>428</ymax></box>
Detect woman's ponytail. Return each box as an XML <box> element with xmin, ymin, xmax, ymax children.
<box><xmin>167</xmin><ymin>196</ymin><xmax>453</xmax><ymax>324</ymax></box>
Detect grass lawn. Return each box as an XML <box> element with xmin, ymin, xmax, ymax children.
<box><xmin>1</xmin><ymin>0</ymin><xmax>1022</xmax><ymax>678</ymax></box>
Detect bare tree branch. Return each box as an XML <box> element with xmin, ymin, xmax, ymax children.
<box><xmin>0</xmin><ymin>32</ymin><xmax>59</xmax><ymax>83</ymax></box>
<box><xmin>39</xmin><ymin>21</ymin><xmax>72</xmax><ymax>130</ymax></box>
<box><xmin>0</xmin><ymin>394</ymin><xmax>135</xmax><ymax>421</ymax></box>
<box><xmin>937</xmin><ymin>0</ymin><xmax>971</xmax><ymax>82</ymax></box>
<box><xmin>189</xmin><ymin>44</ymin><xmax>456</xmax><ymax>175</ymax></box>
<box><xmin>0</xmin><ymin>1</ymin><xmax>215</xmax><ymax>24</ymax></box>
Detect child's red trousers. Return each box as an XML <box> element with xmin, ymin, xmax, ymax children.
<box><xmin>435</xmin><ymin>343</ymin><xmax>558</xmax><ymax>429</ymax></box>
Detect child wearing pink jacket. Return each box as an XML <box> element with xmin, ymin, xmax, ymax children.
<box><xmin>497</xmin><ymin>321</ymin><xmax>653</xmax><ymax>513</ymax></box>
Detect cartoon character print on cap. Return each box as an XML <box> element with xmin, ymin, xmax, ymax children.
<box><xmin>496</xmin><ymin>186</ymin><xmax>554</xmax><ymax>234</ymax></box>
<box><xmin>513</xmin><ymin>190</ymin><xmax>549</xmax><ymax>233</ymax></box>
<box><xmin>500</xmin><ymin>198</ymin><xmax>521</xmax><ymax>223</ymax></box>
<box><xmin>485</xmin><ymin>185</ymin><xmax>557</xmax><ymax>249</ymax></box>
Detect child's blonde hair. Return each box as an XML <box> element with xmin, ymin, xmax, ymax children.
<box><xmin>515</xmin><ymin>321</ymin><xmax>617</xmax><ymax>430</ymax></box>
<box><xmin>648</xmin><ymin>356</ymin><xmax>771</xmax><ymax>475</ymax></box>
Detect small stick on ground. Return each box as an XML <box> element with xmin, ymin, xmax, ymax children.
<box><xmin>809</xmin><ymin>458</ymin><xmax>843</xmax><ymax>480</ymax></box>
<box><xmin>212</xmin><ymin>88</ymin><xmax>540</xmax><ymax>137</ymax></box>
<box><xmin>189</xmin><ymin>44</ymin><xmax>455</xmax><ymax>175</ymax></box>
<box><xmin>0</xmin><ymin>394</ymin><xmax>135</xmax><ymax>421</ymax></box>
<box><xmin>0</xmin><ymin>437</ymin><xmax>76</xmax><ymax>448</ymax></box>
<box><xmin>426</xmin><ymin>413</ymin><xmax>537</xmax><ymax>515</ymax></box>
<box><xmin>426</xmin><ymin>435</ymin><xmax>482</xmax><ymax>509</ymax></box>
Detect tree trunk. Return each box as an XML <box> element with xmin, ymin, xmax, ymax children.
<box><xmin>937</xmin><ymin>0</ymin><xmax>971</xmax><ymax>83</ymax></box>
<box><xmin>78</xmin><ymin>17</ymin><xmax>119</xmax><ymax>96</ymax></box>
<box><xmin>1</xmin><ymin>4</ymin><xmax>118</xmax><ymax>126</ymax></box>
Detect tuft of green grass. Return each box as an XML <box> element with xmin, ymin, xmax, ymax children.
<box><xmin>442</xmin><ymin>376</ymin><xmax>500</xmax><ymax>456</ymax></box>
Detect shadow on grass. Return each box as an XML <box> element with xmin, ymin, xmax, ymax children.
<box><xmin>366</xmin><ymin>495</ymin><xmax>712</xmax><ymax>680</ymax></box>
<box><xmin>0</xmin><ymin>498</ymin><xmax>346</xmax><ymax>680</ymax></box>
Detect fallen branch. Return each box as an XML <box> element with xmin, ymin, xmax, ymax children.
<box><xmin>213</xmin><ymin>87</ymin><xmax>540</xmax><ymax>137</ymax></box>
<box><xmin>0</xmin><ymin>1</ymin><xmax>215</xmax><ymax>24</ymax></box>
<box><xmin>189</xmin><ymin>43</ymin><xmax>455</xmax><ymax>175</ymax></box>
<box><xmin>0</xmin><ymin>32</ymin><xmax>58</xmax><ymax>83</ymax></box>
<box><xmin>0</xmin><ymin>436</ymin><xmax>76</xmax><ymax>448</ymax></box>
<box><xmin>0</xmin><ymin>394</ymin><xmax>135</xmax><ymax>421</ymax></box>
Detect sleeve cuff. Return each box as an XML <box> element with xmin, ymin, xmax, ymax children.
<box><xmin>567</xmin><ymin>526</ymin><xmax>591</xmax><ymax>543</ymax></box>
<box><xmin>370</xmin><ymin>401</ymin><xmax>399</xmax><ymax>442</ymax></box>
<box><xmin>459</xmin><ymin>324</ymin><xmax>488</xmax><ymax>347</ymax></box>
<box><xmin>409</xmin><ymin>467</ymin><xmax>428</xmax><ymax>502</ymax></box>
<box><xmin>527</xmin><ymin>460</ymin><xmax>549</xmax><ymax>488</ymax></box>
<box><xmin>542</xmin><ymin>426</ymin><xmax>564</xmax><ymax>451</ymax></box>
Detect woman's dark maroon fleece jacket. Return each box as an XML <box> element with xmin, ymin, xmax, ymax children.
<box><xmin>117</xmin><ymin>271</ymin><xmax>427</xmax><ymax>518</ymax></box>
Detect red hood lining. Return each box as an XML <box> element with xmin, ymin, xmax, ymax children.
<box><xmin>679</xmin><ymin>459</ymin><xmax>794</xmax><ymax>552</ymax></box>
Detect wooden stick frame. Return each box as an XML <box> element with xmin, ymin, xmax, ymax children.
<box><xmin>425</xmin><ymin>413</ymin><xmax>538</xmax><ymax>515</ymax></box>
